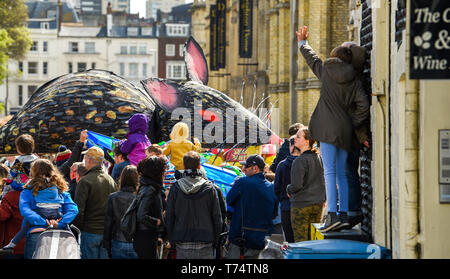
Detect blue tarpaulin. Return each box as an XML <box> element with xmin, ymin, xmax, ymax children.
<box><xmin>85</xmin><ymin>131</ymin><xmax>242</xmax><ymax>199</ymax></box>
<box><xmin>201</xmin><ymin>163</ymin><xmax>243</xmax><ymax>198</ymax></box>
<box><xmin>86</xmin><ymin>130</ymin><xmax>120</xmax><ymax>151</ymax></box>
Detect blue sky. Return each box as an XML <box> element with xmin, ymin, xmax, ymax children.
<box><xmin>130</xmin><ymin>0</ymin><xmax>193</xmax><ymax>17</ymax></box>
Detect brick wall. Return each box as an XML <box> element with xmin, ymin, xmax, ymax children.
<box><xmin>190</xmin><ymin>0</ymin><xmax>349</xmax><ymax>138</ymax></box>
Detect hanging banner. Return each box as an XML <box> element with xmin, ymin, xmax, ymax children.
<box><xmin>410</xmin><ymin>0</ymin><xmax>450</xmax><ymax>79</ymax></box>
<box><xmin>217</xmin><ymin>0</ymin><xmax>226</xmax><ymax>68</ymax></box>
<box><xmin>239</xmin><ymin>0</ymin><xmax>253</xmax><ymax>58</ymax></box>
<box><xmin>210</xmin><ymin>4</ymin><xmax>219</xmax><ymax>71</ymax></box>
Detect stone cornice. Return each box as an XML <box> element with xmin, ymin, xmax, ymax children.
<box><xmin>294</xmin><ymin>78</ymin><xmax>322</xmax><ymax>90</ymax></box>
<box><xmin>277</xmin><ymin>82</ymin><xmax>290</xmax><ymax>92</ymax></box>
<box><xmin>191</xmin><ymin>2</ymin><xmax>206</xmax><ymax>9</ymax></box>
<box><xmin>268</xmin><ymin>83</ymin><xmax>290</xmax><ymax>93</ymax></box>
<box><xmin>275</xmin><ymin>2</ymin><xmax>290</xmax><ymax>9</ymax></box>
<box><xmin>266</xmin><ymin>8</ymin><xmax>279</xmax><ymax>16</ymax></box>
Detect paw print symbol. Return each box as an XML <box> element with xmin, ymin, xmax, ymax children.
<box><xmin>414</xmin><ymin>31</ymin><xmax>432</xmax><ymax>49</ymax></box>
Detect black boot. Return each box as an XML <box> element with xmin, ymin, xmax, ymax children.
<box><xmin>318</xmin><ymin>212</ymin><xmax>341</xmax><ymax>233</ymax></box>
<box><xmin>333</xmin><ymin>212</ymin><xmax>351</xmax><ymax>231</ymax></box>
<box><xmin>347</xmin><ymin>214</ymin><xmax>363</xmax><ymax>229</ymax></box>
<box><xmin>0</xmin><ymin>246</ymin><xmax>14</xmax><ymax>255</ymax></box>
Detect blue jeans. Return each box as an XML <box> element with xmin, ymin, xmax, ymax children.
<box><xmin>346</xmin><ymin>147</ymin><xmax>362</xmax><ymax>214</ymax></box>
<box><xmin>80</xmin><ymin>232</ymin><xmax>109</xmax><ymax>259</ymax></box>
<box><xmin>320</xmin><ymin>142</ymin><xmax>349</xmax><ymax>213</ymax></box>
<box><xmin>111</xmin><ymin>240</ymin><xmax>138</xmax><ymax>259</ymax></box>
<box><xmin>24</xmin><ymin>232</ymin><xmax>41</xmax><ymax>259</ymax></box>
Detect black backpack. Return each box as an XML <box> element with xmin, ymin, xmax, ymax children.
<box><xmin>120</xmin><ymin>197</ymin><xmax>139</xmax><ymax>242</ymax></box>
<box><xmin>120</xmin><ymin>187</ymin><xmax>155</xmax><ymax>242</ymax></box>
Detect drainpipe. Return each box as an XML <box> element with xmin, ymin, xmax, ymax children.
<box><xmin>289</xmin><ymin>0</ymin><xmax>298</xmax><ymax>123</ymax></box>
<box><xmin>404</xmin><ymin>79</ymin><xmax>420</xmax><ymax>258</ymax></box>
<box><xmin>403</xmin><ymin>0</ymin><xmax>421</xmax><ymax>259</ymax></box>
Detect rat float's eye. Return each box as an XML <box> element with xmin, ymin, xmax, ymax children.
<box><xmin>197</xmin><ymin>109</ymin><xmax>221</xmax><ymax>122</ymax></box>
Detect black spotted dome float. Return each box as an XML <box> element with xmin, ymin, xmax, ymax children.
<box><xmin>0</xmin><ymin>37</ymin><xmax>280</xmax><ymax>155</ymax></box>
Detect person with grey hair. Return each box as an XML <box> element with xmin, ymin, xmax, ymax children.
<box><xmin>73</xmin><ymin>146</ymin><xmax>116</xmax><ymax>259</ymax></box>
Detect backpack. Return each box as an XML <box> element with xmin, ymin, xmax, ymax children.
<box><xmin>120</xmin><ymin>196</ymin><xmax>140</xmax><ymax>242</ymax></box>
<box><xmin>120</xmin><ymin>187</ymin><xmax>154</xmax><ymax>242</ymax></box>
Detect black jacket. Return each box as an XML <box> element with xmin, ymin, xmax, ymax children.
<box><xmin>166</xmin><ymin>175</ymin><xmax>223</xmax><ymax>245</ymax></box>
<box><xmin>286</xmin><ymin>150</ymin><xmax>326</xmax><ymax>209</ymax></box>
<box><xmin>103</xmin><ymin>186</ymin><xmax>136</xmax><ymax>253</ymax></box>
<box><xmin>273</xmin><ymin>155</ymin><xmax>298</xmax><ymax>211</ymax></box>
<box><xmin>300</xmin><ymin>44</ymin><xmax>370</xmax><ymax>152</ymax></box>
<box><xmin>135</xmin><ymin>176</ymin><xmax>165</xmax><ymax>236</ymax></box>
<box><xmin>270</xmin><ymin>139</ymin><xmax>290</xmax><ymax>173</ymax></box>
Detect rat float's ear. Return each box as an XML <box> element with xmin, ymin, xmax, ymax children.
<box><xmin>184</xmin><ymin>36</ymin><xmax>208</xmax><ymax>85</ymax></box>
<box><xmin>140</xmin><ymin>78</ymin><xmax>181</xmax><ymax>112</ymax></box>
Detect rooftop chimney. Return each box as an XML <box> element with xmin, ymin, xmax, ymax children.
<box><xmin>58</xmin><ymin>0</ymin><xmax>62</xmax><ymax>32</ymax></box>
<box><xmin>107</xmin><ymin>2</ymin><xmax>113</xmax><ymax>37</ymax></box>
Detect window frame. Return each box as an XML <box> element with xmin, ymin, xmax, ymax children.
<box><xmin>77</xmin><ymin>62</ymin><xmax>87</xmax><ymax>72</ymax></box>
<box><xmin>69</xmin><ymin>42</ymin><xmax>79</xmax><ymax>52</ymax></box>
<box><xmin>142</xmin><ymin>63</ymin><xmax>147</xmax><ymax>77</ymax></box>
<box><xmin>27</xmin><ymin>85</ymin><xmax>37</xmax><ymax>98</ymax></box>
<box><xmin>85</xmin><ymin>42</ymin><xmax>95</xmax><ymax>53</ymax></box>
<box><xmin>179</xmin><ymin>44</ymin><xmax>184</xmax><ymax>57</ymax></box>
<box><xmin>129</xmin><ymin>45</ymin><xmax>137</xmax><ymax>55</ymax></box>
<box><xmin>120</xmin><ymin>45</ymin><xmax>128</xmax><ymax>54</ymax></box>
<box><xmin>30</xmin><ymin>41</ymin><xmax>38</xmax><ymax>52</ymax></box>
<box><xmin>129</xmin><ymin>62</ymin><xmax>138</xmax><ymax>77</ymax></box>
<box><xmin>166</xmin><ymin>61</ymin><xmax>186</xmax><ymax>80</ymax></box>
<box><xmin>28</xmin><ymin>62</ymin><xmax>38</xmax><ymax>74</ymax></box>
<box><xmin>119</xmin><ymin>62</ymin><xmax>125</xmax><ymax>76</ymax></box>
<box><xmin>165</xmin><ymin>44</ymin><xmax>175</xmax><ymax>57</ymax></box>
<box><xmin>43</xmin><ymin>62</ymin><xmax>48</xmax><ymax>75</ymax></box>
<box><xmin>18</xmin><ymin>85</ymin><xmax>23</xmax><ymax>106</ymax></box>
<box><xmin>139</xmin><ymin>45</ymin><xmax>147</xmax><ymax>55</ymax></box>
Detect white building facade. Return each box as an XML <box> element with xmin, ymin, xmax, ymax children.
<box><xmin>146</xmin><ymin>0</ymin><xmax>185</xmax><ymax>19</ymax></box>
<box><xmin>1</xmin><ymin>24</ymin><xmax>158</xmax><ymax>114</ymax></box>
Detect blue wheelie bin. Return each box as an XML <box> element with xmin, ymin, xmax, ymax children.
<box><xmin>282</xmin><ymin>239</ymin><xmax>392</xmax><ymax>259</ymax></box>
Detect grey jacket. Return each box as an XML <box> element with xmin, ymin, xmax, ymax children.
<box><xmin>166</xmin><ymin>174</ymin><xmax>223</xmax><ymax>245</ymax></box>
<box><xmin>286</xmin><ymin>150</ymin><xmax>326</xmax><ymax>209</ymax></box>
<box><xmin>300</xmin><ymin>43</ymin><xmax>370</xmax><ymax>152</ymax></box>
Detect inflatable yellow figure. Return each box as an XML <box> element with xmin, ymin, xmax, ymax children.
<box><xmin>163</xmin><ymin>122</ymin><xmax>201</xmax><ymax>170</ymax></box>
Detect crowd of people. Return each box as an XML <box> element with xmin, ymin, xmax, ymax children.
<box><xmin>0</xmin><ymin>26</ymin><xmax>369</xmax><ymax>259</ymax></box>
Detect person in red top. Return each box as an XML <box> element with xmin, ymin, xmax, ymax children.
<box><xmin>0</xmin><ymin>163</ymin><xmax>25</xmax><ymax>258</ymax></box>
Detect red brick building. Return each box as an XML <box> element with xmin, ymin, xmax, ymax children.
<box><xmin>157</xmin><ymin>4</ymin><xmax>191</xmax><ymax>80</ymax></box>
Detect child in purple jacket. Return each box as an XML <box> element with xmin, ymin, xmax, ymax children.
<box><xmin>119</xmin><ymin>113</ymin><xmax>151</xmax><ymax>166</ymax></box>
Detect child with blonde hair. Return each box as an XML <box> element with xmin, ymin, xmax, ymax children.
<box><xmin>163</xmin><ymin>122</ymin><xmax>201</xmax><ymax>179</ymax></box>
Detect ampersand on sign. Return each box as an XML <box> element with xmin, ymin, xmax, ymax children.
<box><xmin>435</xmin><ymin>30</ymin><xmax>450</xmax><ymax>50</ymax></box>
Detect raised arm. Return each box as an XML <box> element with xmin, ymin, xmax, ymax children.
<box><xmin>297</xmin><ymin>26</ymin><xmax>323</xmax><ymax>79</ymax></box>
